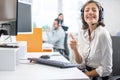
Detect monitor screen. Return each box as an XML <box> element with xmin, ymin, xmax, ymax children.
<box><xmin>0</xmin><ymin>0</ymin><xmax>17</xmax><ymax>36</ymax></box>
<box><xmin>17</xmin><ymin>1</ymin><xmax>32</xmax><ymax>33</ymax></box>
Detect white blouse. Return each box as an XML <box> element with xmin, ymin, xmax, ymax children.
<box><xmin>77</xmin><ymin>26</ymin><xmax>113</xmax><ymax>77</ymax></box>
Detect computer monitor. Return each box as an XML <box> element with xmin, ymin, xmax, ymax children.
<box><xmin>17</xmin><ymin>1</ymin><xmax>32</xmax><ymax>33</ymax></box>
<box><xmin>0</xmin><ymin>0</ymin><xmax>17</xmax><ymax>36</ymax></box>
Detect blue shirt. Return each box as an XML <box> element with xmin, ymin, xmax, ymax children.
<box><xmin>46</xmin><ymin>27</ymin><xmax>65</xmax><ymax>49</ymax></box>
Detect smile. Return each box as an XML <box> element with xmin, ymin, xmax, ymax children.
<box><xmin>87</xmin><ymin>16</ymin><xmax>96</xmax><ymax>19</ymax></box>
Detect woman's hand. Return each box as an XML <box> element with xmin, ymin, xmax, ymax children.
<box><xmin>69</xmin><ymin>33</ymin><xmax>77</xmax><ymax>51</ymax></box>
<box><xmin>69</xmin><ymin>33</ymin><xmax>82</xmax><ymax>63</ymax></box>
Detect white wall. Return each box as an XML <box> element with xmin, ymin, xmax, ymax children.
<box><xmin>32</xmin><ymin>0</ymin><xmax>58</xmax><ymax>28</ymax></box>
<box><xmin>97</xmin><ymin>0</ymin><xmax>120</xmax><ymax>35</ymax></box>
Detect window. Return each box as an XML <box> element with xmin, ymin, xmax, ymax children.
<box><xmin>63</xmin><ymin>0</ymin><xmax>88</xmax><ymax>33</ymax></box>
<box><xmin>32</xmin><ymin>0</ymin><xmax>58</xmax><ymax>27</ymax></box>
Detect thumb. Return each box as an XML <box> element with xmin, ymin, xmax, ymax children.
<box><xmin>69</xmin><ymin>33</ymin><xmax>76</xmax><ymax>40</ymax></box>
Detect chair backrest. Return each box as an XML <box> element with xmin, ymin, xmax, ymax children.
<box><xmin>64</xmin><ymin>33</ymin><xmax>69</xmax><ymax>60</ymax></box>
<box><xmin>111</xmin><ymin>36</ymin><xmax>120</xmax><ymax>76</ymax></box>
<box><xmin>62</xmin><ymin>26</ymin><xmax>68</xmax><ymax>31</ymax></box>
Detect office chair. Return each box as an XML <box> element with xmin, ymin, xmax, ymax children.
<box><xmin>108</xmin><ymin>36</ymin><xmax>120</xmax><ymax>80</ymax></box>
<box><xmin>63</xmin><ymin>33</ymin><xmax>69</xmax><ymax>60</ymax></box>
<box><xmin>59</xmin><ymin>26</ymin><xmax>70</xmax><ymax>60</ymax></box>
<box><xmin>116</xmin><ymin>32</ymin><xmax>120</xmax><ymax>36</ymax></box>
<box><xmin>62</xmin><ymin>26</ymin><xmax>68</xmax><ymax>31</ymax></box>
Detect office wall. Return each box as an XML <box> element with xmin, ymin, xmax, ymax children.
<box><xmin>16</xmin><ymin>28</ymin><xmax>42</xmax><ymax>52</ymax></box>
<box><xmin>32</xmin><ymin>0</ymin><xmax>58</xmax><ymax>27</ymax></box>
<box><xmin>97</xmin><ymin>0</ymin><xmax>120</xmax><ymax>35</ymax></box>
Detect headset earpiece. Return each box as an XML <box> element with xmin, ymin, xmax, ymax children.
<box><xmin>99</xmin><ymin>6</ymin><xmax>104</xmax><ymax>22</ymax></box>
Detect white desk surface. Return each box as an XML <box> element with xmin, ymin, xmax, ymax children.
<box><xmin>0</xmin><ymin>52</ymin><xmax>89</xmax><ymax>80</ymax></box>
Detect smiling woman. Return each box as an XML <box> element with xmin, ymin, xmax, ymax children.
<box><xmin>84</xmin><ymin>3</ymin><xmax>99</xmax><ymax>25</ymax></box>
<box><xmin>81</xmin><ymin>0</ymin><xmax>105</xmax><ymax>30</ymax></box>
<box><xmin>70</xmin><ymin>0</ymin><xmax>112</xmax><ymax>80</ymax></box>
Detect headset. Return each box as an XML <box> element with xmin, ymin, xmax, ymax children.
<box><xmin>81</xmin><ymin>2</ymin><xmax>104</xmax><ymax>23</ymax></box>
<box><xmin>98</xmin><ymin>6</ymin><xmax>104</xmax><ymax>22</ymax></box>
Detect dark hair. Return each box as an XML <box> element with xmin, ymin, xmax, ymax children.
<box><xmin>54</xmin><ymin>18</ymin><xmax>59</xmax><ymax>25</ymax></box>
<box><xmin>81</xmin><ymin>0</ymin><xmax>105</xmax><ymax>29</ymax></box>
<box><xmin>58</xmin><ymin>13</ymin><xmax>63</xmax><ymax>16</ymax></box>
<box><xmin>58</xmin><ymin>13</ymin><xmax>64</xmax><ymax>25</ymax></box>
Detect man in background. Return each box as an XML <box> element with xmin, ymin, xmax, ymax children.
<box><xmin>44</xmin><ymin>18</ymin><xmax>65</xmax><ymax>53</ymax></box>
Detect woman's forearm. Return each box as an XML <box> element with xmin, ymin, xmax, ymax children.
<box><xmin>85</xmin><ymin>69</ymin><xmax>99</xmax><ymax>77</ymax></box>
<box><xmin>73</xmin><ymin>48</ymin><xmax>82</xmax><ymax>64</ymax></box>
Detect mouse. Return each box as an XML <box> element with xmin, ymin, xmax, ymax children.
<box><xmin>40</xmin><ymin>55</ymin><xmax>50</xmax><ymax>59</ymax></box>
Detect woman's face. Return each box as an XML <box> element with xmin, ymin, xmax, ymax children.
<box><xmin>58</xmin><ymin>15</ymin><xmax>64</xmax><ymax>20</ymax></box>
<box><xmin>84</xmin><ymin>3</ymin><xmax>99</xmax><ymax>25</ymax></box>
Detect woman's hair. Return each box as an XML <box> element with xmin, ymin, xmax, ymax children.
<box><xmin>58</xmin><ymin>13</ymin><xmax>63</xmax><ymax>16</ymax></box>
<box><xmin>58</xmin><ymin>13</ymin><xmax>64</xmax><ymax>25</ymax></box>
<box><xmin>81</xmin><ymin>0</ymin><xmax>105</xmax><ymax>29</ymax></box>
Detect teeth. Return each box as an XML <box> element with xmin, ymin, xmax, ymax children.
<box><xmin>88</xmin><ymin>16</ymin><xmax>93</xmax><ymax>19</ymax></box>
<box><xmin>88</xmin><ymin>16</ymin><xmax>92</xmax><ymax>18</ymax></box>
<box><xmin>87</xmin><ymin>16</ymin><xmax>95</xmax><ymax>19</ymax></box>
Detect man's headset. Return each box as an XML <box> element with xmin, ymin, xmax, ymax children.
<box><xmin>81</xmin><ymin>3</ymin><xmax>104</xmax><ymax>23</ymax></box>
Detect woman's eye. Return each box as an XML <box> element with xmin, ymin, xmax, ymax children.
<box><xmin>85</xmin><ymin>9</ymin><xmax>89</xmax><ymax>12</ymax></box>
<box><xmin>93</xmin><ymin>9</ymin><xmax>96</xmax><ymax>12</ymax></box>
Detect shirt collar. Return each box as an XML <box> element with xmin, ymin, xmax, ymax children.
<box><xmin>83</xmin><ymin>26</ymin><xmax>100</xmax><ymax>41</ymax></box>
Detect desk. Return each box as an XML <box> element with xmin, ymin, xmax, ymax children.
<box><xmin>42</xmin><ymin>43</ymin><xmax>53</xmax><ymax>52</ymax></box>
<box><xmin>0</xmin><ymin>52</ymin><xmax>89</xmax><ymax>80</ymax></box>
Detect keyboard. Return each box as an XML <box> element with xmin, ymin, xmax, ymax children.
<box><xmin>0</xmin><ymin>44</ymin><xmax>18</xmax><ymax>48</ymax></box>
<box><xmin>28</xmin><ymin>58</ymin><xmax>78</xmax><ymax>68</ymax></box>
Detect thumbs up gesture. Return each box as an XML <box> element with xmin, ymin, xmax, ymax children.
<box><xmin>69</xmin><ymin>33</ymin><xmax>77</xmax><ymax>50</ymax></box>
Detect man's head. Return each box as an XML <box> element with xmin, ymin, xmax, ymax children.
<box><xmin>53</xmin><ymin>18</ymin><xmax>59</xmax><ymax>29</ymax></box>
